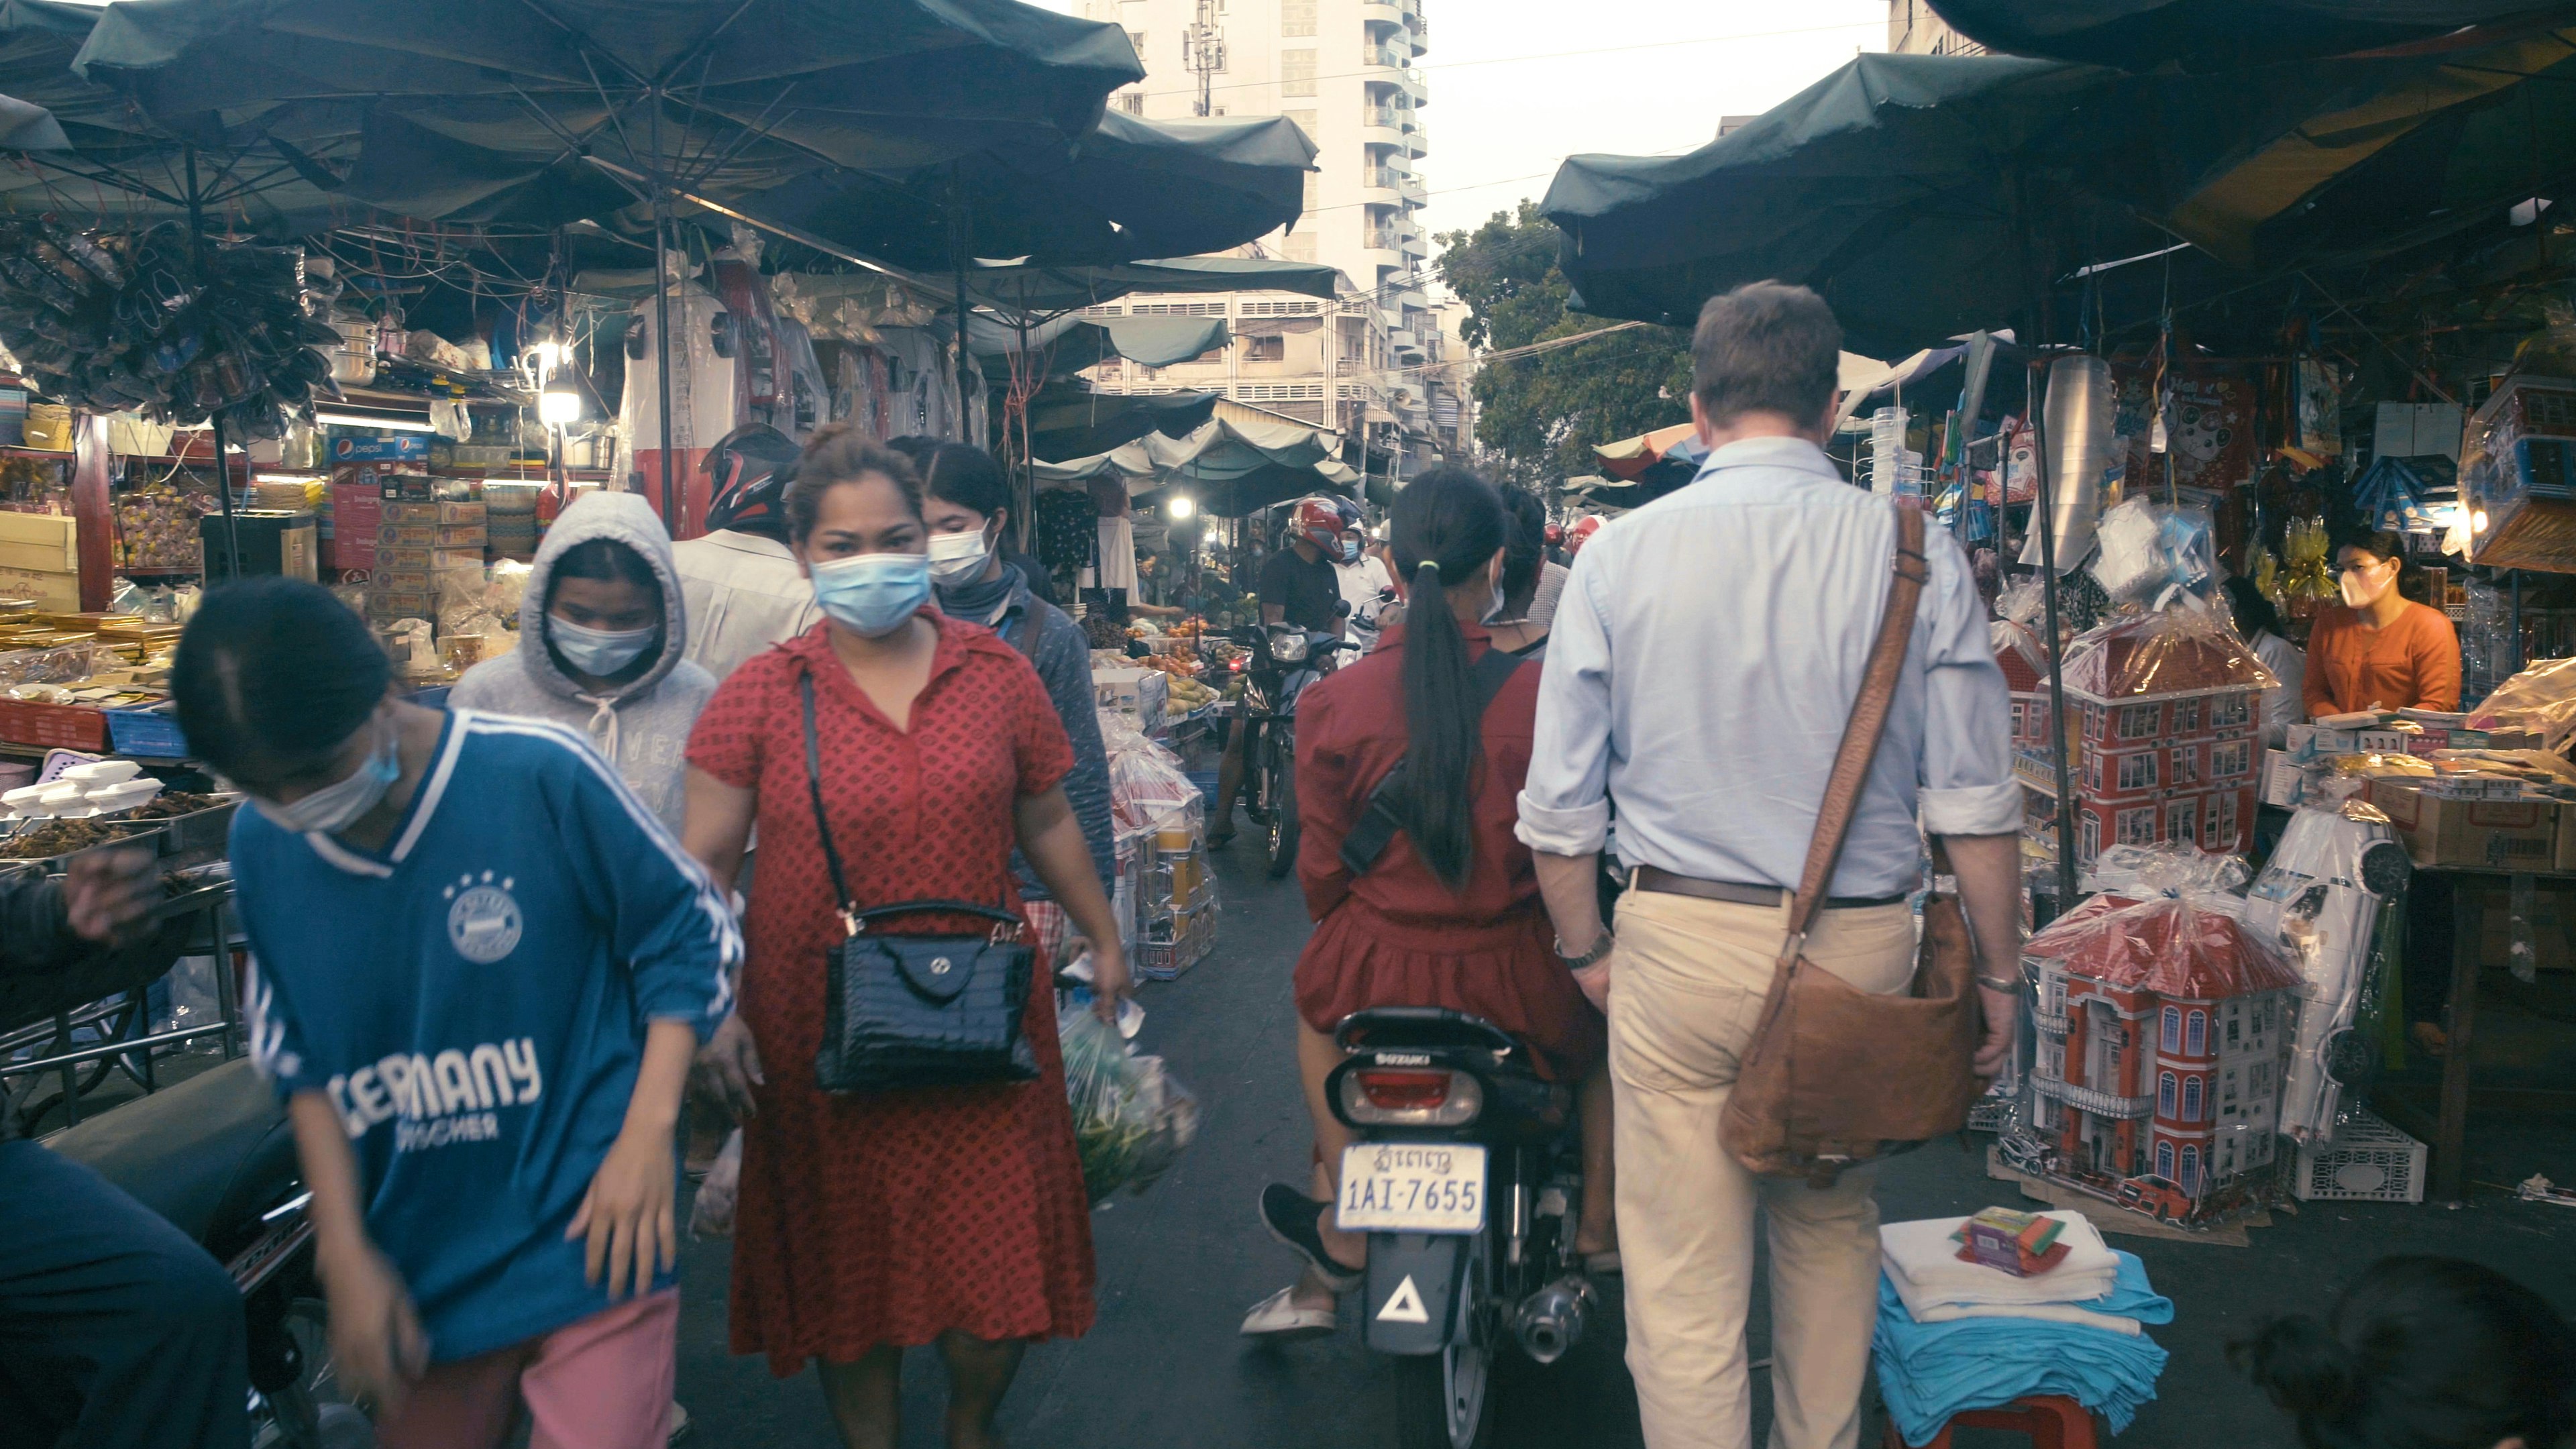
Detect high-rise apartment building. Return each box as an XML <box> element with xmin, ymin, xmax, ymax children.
<box><xmin>1887</xmin><ymin>0</ymin><xmax>1984</xmax><ymax>56</ymax></box>
<box><xmin>1075</xmin><ymin>0</ymin><xmax>1464</xmax><ymax>475</ymax></box>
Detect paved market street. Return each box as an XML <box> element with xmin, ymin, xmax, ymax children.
<box><xmin>668</xmin><ymin>839</ymin><xmax>2576</xmax><ymax>1449</ymax></box>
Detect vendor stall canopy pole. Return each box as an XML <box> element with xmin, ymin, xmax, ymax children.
<box><xmin>183</xmin><ymin>145</ymin><xmax>239</xmax><ymax>584</ymax></box>
<box><xmin>951</xmin><ymin>162</ymin><xmax>973</xmax><ymax>445</ymax></box>
<box><xmin>650</xmin><ymin>93</ymin><xmax>677</xmax><ymax>531</ymax></box>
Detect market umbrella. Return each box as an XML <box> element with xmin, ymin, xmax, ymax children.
<box><xmin>970</xmin><ymin>312</ymin><xmax>1230</xmax><ymax>374</ymax></box>
<box><xmin>1542</xmin><ymin>54</ymin><xmax>2164</xmax><ymax>354</ymax></box>
<box><xmin>1024</xmin><ymin>386</ymin><xmax>1220</xmax><ymax>458</ymax></box>
<box><xmin>68</xmin><ymin>0</ymin><xmax>1144</xmax><ymax>517</ymax></box>
<box><xmin>739</xmin><ymin>112</ymin><xmax>1316</xmax><ymax>275</ymax></box>
<box><xmin>1925</xmin><ymin>0</ymin><xmax>2556</xmax><ymax>71</ymax></box>
<box><xmin>1038</xmin><ymin>413</ymin><xmax>1348</xmax><ymax>515</ymax></box>
<box><xmin>957</xmin><ymin>255</ymin><xmax>1337</xmax><ymax>317</ymax></box>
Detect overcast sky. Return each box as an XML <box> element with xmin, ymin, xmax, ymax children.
<box><xmin>1040</xmin><ymin>1</ymin><xmax>1888</xmax><ymax>248</ymax></box>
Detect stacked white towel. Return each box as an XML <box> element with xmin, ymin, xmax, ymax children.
<box><xmin>1879</xmin><ymin>1212</ymin><xmax>2125</xmax><ymax>1328</ymax></box>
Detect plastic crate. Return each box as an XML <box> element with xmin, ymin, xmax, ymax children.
<box><xmin>1183</xmin><ymin>769</ymin><xmax>1219</xmax><ymax>800</ymax></box>
<box><xmin>103</xmin><ymin>705</ymin><xmax>189</xmax><ymax>759</ymax></box>
<box><xmin>2293</xmin><ymin>1110</ymin><xmax>2426</xmax><ymax>1203</ymax></box>
<box><xmin>0</xmin><ymin>698</ymin><xmax>107</xmax><ymax>751</ymax></box>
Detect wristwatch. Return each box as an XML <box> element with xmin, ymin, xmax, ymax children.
<box><xmin>1555</xmin><ymin>931</ymin><xmax>1614</xmax><ymax>971</ymax></box>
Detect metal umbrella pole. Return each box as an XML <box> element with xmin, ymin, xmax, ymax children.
<box><xmin>183</xmin><ymin>147</ymin><xmax>239</xmax><ymax>582</ymax></box>
<box><xmin>649</xmin><ymin>93</ymin><xmax>678</xmax><ymax>527</ymax></box>
<box><xmin>949</xmin><ymin>163</ymin><xmax>973</xmax><ymax>445</ymax></box>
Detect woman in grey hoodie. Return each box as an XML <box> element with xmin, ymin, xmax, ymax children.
<box><xmin>452</xmin><ymin>491</ymin><xmax>718</xmax><ymax>836</ymax></box>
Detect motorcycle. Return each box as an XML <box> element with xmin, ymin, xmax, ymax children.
<box><xmin>1228</xmin><ymin>621</ymin><xmax>1360</xmax><ymax>879</ymax></box>
<box><xmin>49</xmin><ymin>1055</ymin><xmax>369</xmax><ymax>1448</ymax></box>
<box><xmin>1327</xmin><ymin>1007</ymin><xmax>1594</xmax><ymax>1449</ymax></box>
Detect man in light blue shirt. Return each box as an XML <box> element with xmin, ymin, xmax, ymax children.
<box><xmin>1516</xmin><ymin>282</ymin><xmax>2024</xmax><ymax>1449</ymax></box>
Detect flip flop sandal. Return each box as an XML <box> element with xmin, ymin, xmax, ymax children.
<box><xmin>1240</xmin><ymin>1285</ymin><xmax>1338</xmax><ymax>1340</ymax></box>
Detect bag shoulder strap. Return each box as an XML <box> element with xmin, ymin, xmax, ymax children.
<box><xmin>1780</xmin><ymin>504</ymin><xmax>1928</xmax><ymax>962</ymax></box>
<box><xmin>800</xmin><ymin>669</ymin><xmax>863</xmax><ymax>935</ymax></box>
<box><xmin>1338</xmin><ymin>645</ymin><xmax>1525</xmax><ymax>877</ymax></box>
<box><xmin>802</xmin><ymin>667</ymin><xmax>1022</xmax><ymax>938</ymax></box>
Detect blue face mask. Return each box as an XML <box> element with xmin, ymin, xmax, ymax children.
<box><xmin>254</xmin><ymin>718</ymin><xmax>401</xmax><ymax>835</ymax></box>
<box><xmin>1340</xmin><ymin>538</ymin><xmax>1361</xmax><ymax>564</ymax></box>
<box><xmin>810</xmin><ymin>551</ymin><xmax>931</xmax><ymax>637</ymax></box>
<box><xmin>548</xmin><ymin>615</ymin><xmax>659</xmax><ymax>678</ymax></box>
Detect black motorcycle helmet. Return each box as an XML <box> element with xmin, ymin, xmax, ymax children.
<box><xmin>702</xmin><ymin>423</ymin><xmax>802</xmax><ymax>539</ymax></box>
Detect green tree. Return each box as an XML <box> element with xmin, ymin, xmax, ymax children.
<box><xmin>1436</xmin><ymin>201</ymin><xmax>1693</xmax><ymax>484</ymax></box>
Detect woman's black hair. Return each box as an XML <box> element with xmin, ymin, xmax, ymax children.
<box><xmin>1498</xmin><ymin>487</ymin><xmax>1546</xmax><ymax>617</ymax></box>
<box><xmin>2337</xmin><ymin>529</ymin><xmax>2409</xmax><ymax>572</ymax></box>
<box><xmin>1389</xmin><ymin>464</ymin><xmax>1509</xmax><ymax>892</ymax></box>
<box><xmin>2222</xmin><ymin>574</ymin><xmax>2281</xmax><ymax>640</ymax></box>
<box><xmin>786</xmin><ymin>421</ymin><xmax>924</xmax><ymax>543</ymax></box>
<box><xmin>548</xmin><ymin>537</ymin><xmax>661</xmax><ymax>605</ymax></box>
<box><xmin>922</xmin><ymin>442</ymin><xmax>1011</xmax><ymax>521</ymax></box>
<box><xmin>172</xmin><ymin>577</ymin><xmax>390</xmax><ymax>778</ymax></box>
<box><xmin>2231</xmin><ymin>1256</ymin><xmax>2576</xmax><ymax>1449</ymax></box>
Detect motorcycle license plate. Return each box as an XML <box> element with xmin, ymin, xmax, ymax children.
<box><xmin>1336</xmin><ymin>1143</ymin><xmax>1487</xmax><ymax>1234</ymax></box>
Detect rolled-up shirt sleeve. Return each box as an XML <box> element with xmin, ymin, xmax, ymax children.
<box><xmin>1917</xmin><ymin>533</ymin><xmax>2023</xmax><ymax>838</ymax></box>
<box><xmin>1516</xmin><ymin>553</ymin><xmax>1615</xmax><ymax>855</ymax></box>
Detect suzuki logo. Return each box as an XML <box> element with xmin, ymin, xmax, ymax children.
<box><xmin>1377</xmin><ymin>1275</ymin><xmax>1430</xmax><ymax>1324</ymax></box>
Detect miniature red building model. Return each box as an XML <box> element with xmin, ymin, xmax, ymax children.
<box><xmin>2018</xmin><ymin>612</ymin><xmax>2275</xmax><ymax>867</ymax></box>
<box><xmin>2015</xmin><ymin>894</ymin><xmax>2302</xmax><ymax>1224</ymax></box>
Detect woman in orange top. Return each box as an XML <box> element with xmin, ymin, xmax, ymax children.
<box><xmin>2300</xmin><ymin>531</ymin><xmax>2461</xmax><ymax>718</ymax></box>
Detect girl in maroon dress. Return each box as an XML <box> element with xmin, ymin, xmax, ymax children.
<box><xmin>1243</xmin><ymin>467</ymin><xmax>1615</xmax><ymax>1339</ymax></box>
<box><xmin>680</xmin><ymin>425</ymin><xmax>1130</xmax><ymax>1448</ymax></box>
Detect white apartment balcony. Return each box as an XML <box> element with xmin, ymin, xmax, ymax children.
<box><xmin>1397</xmin><ymin>172</ymin><xmax>1428</xmax><ymax>205</ymax></box>
<box><xmin>1390</xmin><ymin>328</ymin><xmax>1421</xmax><ymax>352</ymax></box>
<box><xmin>1360</xmin><ymin>44</ymin><xmax>1404</xmax><ymax>70</ymax></box>
<box><xmin>2033</xmin><ymin>1008</ymin><xmax>2070</xmax><ymax>1036</ymax></box>
<box><xmin>1395</xmin><ymin>289</ymin><xmax>1429</xmax><ymax>311</ymax></box>
<box><xmin>1359</xmin><ymin>166</ymin><xmax>1406</xmax><ymax>192</ymax></box>
<box><xmin>2033</xmin><ymin>1078</ymin><xmax>2155</xmax><ymax>1120</ymax></box>
<box><xmin>1408</xmin><ymin>117</ymin><xmax>1430</xmax><ymax>155</ymax></box>
<box><xmin>1362</xmin><ymin>230</ymin><xmax>1404</xmax><ymax>255</ymax></box>
<box><xmin>1399</xmin><ymin>231</ymin><xmax>1430</xmax><ymax>258</ymax></box>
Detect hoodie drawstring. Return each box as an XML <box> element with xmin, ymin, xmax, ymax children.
<box><xmin>577</xmin><ymin>693</ymin><xmax>621</xmax><ymax>765</ymax></box>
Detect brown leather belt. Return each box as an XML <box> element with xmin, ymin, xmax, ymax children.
<box><xmin>1630</xmin><ymin>864</ymin><xmax>1909</xmax><ymax>911</ymax></box>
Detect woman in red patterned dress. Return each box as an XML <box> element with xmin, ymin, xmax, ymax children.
<box><xmin>680</xmin><ymin>425</ymin><xmax>1129</xmax><ymax>1449</ymax></box>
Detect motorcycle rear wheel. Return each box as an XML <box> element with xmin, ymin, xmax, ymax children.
<box><xmin>1393</xmin><ymin>1317</ymin><xmax>1495</xmax><ymax>1449</ymax></box>
<box><xmin>1265</xmin><ymin>747</ymin><xmax>1299</xmax><ymax>879</ymax></box>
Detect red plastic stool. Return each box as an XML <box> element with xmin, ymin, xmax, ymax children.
<box><xmin>1882</xmin><ymin>1395</ymin><xmax>2100</xmax><ymax>1449</ymax></box>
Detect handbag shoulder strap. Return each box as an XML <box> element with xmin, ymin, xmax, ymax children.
<box><xmin>1338</xmin><ymin>645</ymin><xmax>1525</xmax><ymax>877</ymax></box>
<box><xmin>800</xmin><ymin>669</ymin><xmax>863</xmax><ymax>936</ymax></box>
<box><xmin>800</xmin><ymin>667</ymin><xmax>1023</xmax><ymax>938</ymax></box>
<box><xmin>1780</xmin><ymin>503</ymin><xmax>1929</xmax><ymax>964</ymax></box>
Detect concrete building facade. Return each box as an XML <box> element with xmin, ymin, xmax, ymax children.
<box><xmin>1074</xmin><ymin>0</ymin><xmax>1469</xmax><ymax>478</ymax></box>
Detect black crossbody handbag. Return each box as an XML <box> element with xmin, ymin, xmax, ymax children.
<box><xmin>800</xmin><ymin>672</ymin><xmax>1038</xmax><ymax>1094</ymax></box>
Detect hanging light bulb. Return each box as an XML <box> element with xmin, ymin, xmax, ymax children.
<box><xmin>539</xmin><ymin>384</ymin><xmax>581</xmax><ymax>427</ymax></box>
<box><xmin>1169</xmin><ymin>495</ymin><xmax>1196</xmax><ymax>520</ymax></box>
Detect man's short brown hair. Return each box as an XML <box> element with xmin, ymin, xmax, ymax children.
<box><xmin>1690</xmin><ymin>281</ymin><xmax>1843</xmax><ymax>429</ymax></box>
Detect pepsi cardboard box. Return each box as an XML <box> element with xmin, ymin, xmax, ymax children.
<box><xmin>329</xmin><ymin>433</ymin><xmax>431</xmax><ymax>464</ymax></box>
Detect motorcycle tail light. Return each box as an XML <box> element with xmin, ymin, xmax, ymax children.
<box><xmin>1340</xmin><ymin>1067</ymin><xmax>1483</xmax><ymax>1126</ymax></box>
<box><xmin>1230</xmin><ymin>656</ymin><xmax>1246</xmax><ymax>673</ymax></box>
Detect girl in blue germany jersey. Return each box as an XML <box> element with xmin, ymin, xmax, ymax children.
<box><xmin>174</xmin><ymin>578</ymin><xmax>737</xmax><ymax>1449</ymax></box>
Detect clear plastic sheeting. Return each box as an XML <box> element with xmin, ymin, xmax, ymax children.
<box><xmin>2088</xmin><ymin>497</ymin><xmax>2215</xmax><ymax>606</ymax></box>
<box><xmin>1061</xmin><ymin>1007</ymin><xmax>1200</xmax><ymax>1203</ymax></box>
<box><xmin>2243</xmin><ymin>802</ymin><xmax>2409</xmax><ymax>1140</ymax></box>
<box><xmin>2467</xmin><ymin>655</ymin><xmax>2576</xmax><ymax>751</ymax></box>
<box><xmin>2081</xmin><ymin>841</ymin><xmax>2249</xmax><ymax>900</ymax></box>
<box><xmin>2060</xmin><ymin>602</ymin><xmax>2277</xmax><ymax>702</ymax></box>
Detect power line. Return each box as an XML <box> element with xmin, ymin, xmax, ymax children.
<box><xmin>1131</xmin><ymin>18</ymin><xmax>1886</xmax><ymax>100</ymax></box>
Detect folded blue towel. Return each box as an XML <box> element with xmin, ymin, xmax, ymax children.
<box><xmin>1874</xmin><ymin>1250</ymin><xmax>2171</xmax><ymax>1446</ymax></box>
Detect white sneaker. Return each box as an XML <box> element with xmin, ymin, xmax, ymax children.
<box><xmin>667</xmin><ymin>1401</ymin><xmax>692</xmax><ymax>1444</ymax></box>
<box><xmin>1239</xmin><ymin>1285</ymin><xmax>1338</xmax><ymax>1340</ymax></box>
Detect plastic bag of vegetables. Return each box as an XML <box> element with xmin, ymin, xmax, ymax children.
<box><xmin>1060</xmin><ymin>1007</ymin><xmax>1199</xmax><ymax>1204</ymax></box>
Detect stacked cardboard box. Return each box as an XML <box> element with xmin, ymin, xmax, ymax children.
<box><xmin>368</xmin><ymin>498</ymin><xmax>485</xmax><ymax>624</ymax></box>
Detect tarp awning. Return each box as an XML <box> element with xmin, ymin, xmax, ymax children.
<box><xmin>971</xmin><ymin>313</ymin><xmax>1229</xmax><ymax>369</ymax></box>
<box><xmin>1034</xmin><ymin>412</ymin><xmax>1347</xmax><ymax>513</ymax></box>
<box><xmin>1925</xmin><ymin>0</ymin><xmax>2553</xmax><ymax>70</ymax></box>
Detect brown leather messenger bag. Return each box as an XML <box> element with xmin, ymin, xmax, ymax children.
<box><xmin>1717</xmin><ymin>502</ymin><xmax>1983</xmax><ymax>1185</ymax></box>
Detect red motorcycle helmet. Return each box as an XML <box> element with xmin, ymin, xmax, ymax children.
<box><xmin>1543</xmin><ymin>521</ymin><xmax>1565</xmax><ymax>546</ymax></box>
<box><xmin>1567</xmin><ymin>515</ymin><xmax>1605</xmax><ymax>555</ymax></box>
<box><xmin>1291</xmin><ymin>496</ymin><xmax>1346</xmax><ymax>553</ymax></box>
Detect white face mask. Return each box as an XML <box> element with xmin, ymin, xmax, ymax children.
<box><xmin>254</xmin><ymin>717</ymin><xmax>400</xmax><ymax>835</ymax></box>
<box><xmin>2339</xmin><ymin>559</ymin><xmax>2393</xmax><ymax>609</ymax></box>
<box><xmin>925</xmin><ymin>523</ymin><xmax>994</xmax><ymax>585</ymax></box>
<box><xmin>549</xmin><ymin>615</ymin><xmax>658</xmax><ymax>678</ymax></box>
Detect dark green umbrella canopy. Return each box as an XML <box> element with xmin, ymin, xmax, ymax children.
<box><xmin>1542</xmin><ymin>40</ymin><xmax>2576</xmax><ymax>352</ymax></box>
<box><xmin>1542</xmin><ymin>54</ymin><xmax>2157</xmax><ymax>352</ymax></box>
<box><xmin>1925</xmin><ymin>0</ymin><xmax>2554</xmax><ymax>72</ymax></box>
<box><xmin>737</xmin><ymin>111</ymin><xmax>1316</xmax><ymax>272</ymax></box>
<box><xmin>70</xmin><ymin>0</ymin><xmax>1141</xmax><ymax>176</ymax></box>
<box><xmin>962</xmin><ymin>254</ymin><xmax>1336</xmax><ymax>315</ymax></box>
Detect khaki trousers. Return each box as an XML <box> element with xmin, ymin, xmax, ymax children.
<box><xmin>1609</xmin><ymin>887</ymin><xmax>1919</xmax><ymax>1449</ymax></box>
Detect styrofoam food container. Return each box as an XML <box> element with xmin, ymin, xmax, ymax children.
<box><xmin>83</xmin><ymin>779</ymin><xmax>164</xmax><ymax>813</ymax></box>
<box><xmin>61</xmin><ymin>760</ymin><xmax>143</xmax><ymax>786</ymax></box>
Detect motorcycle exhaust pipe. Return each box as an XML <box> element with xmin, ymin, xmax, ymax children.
<box><xmin>1513</xmin><ymin>1276</ymin><xmax>1595</xmax><ymax>1365</ymax></box>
